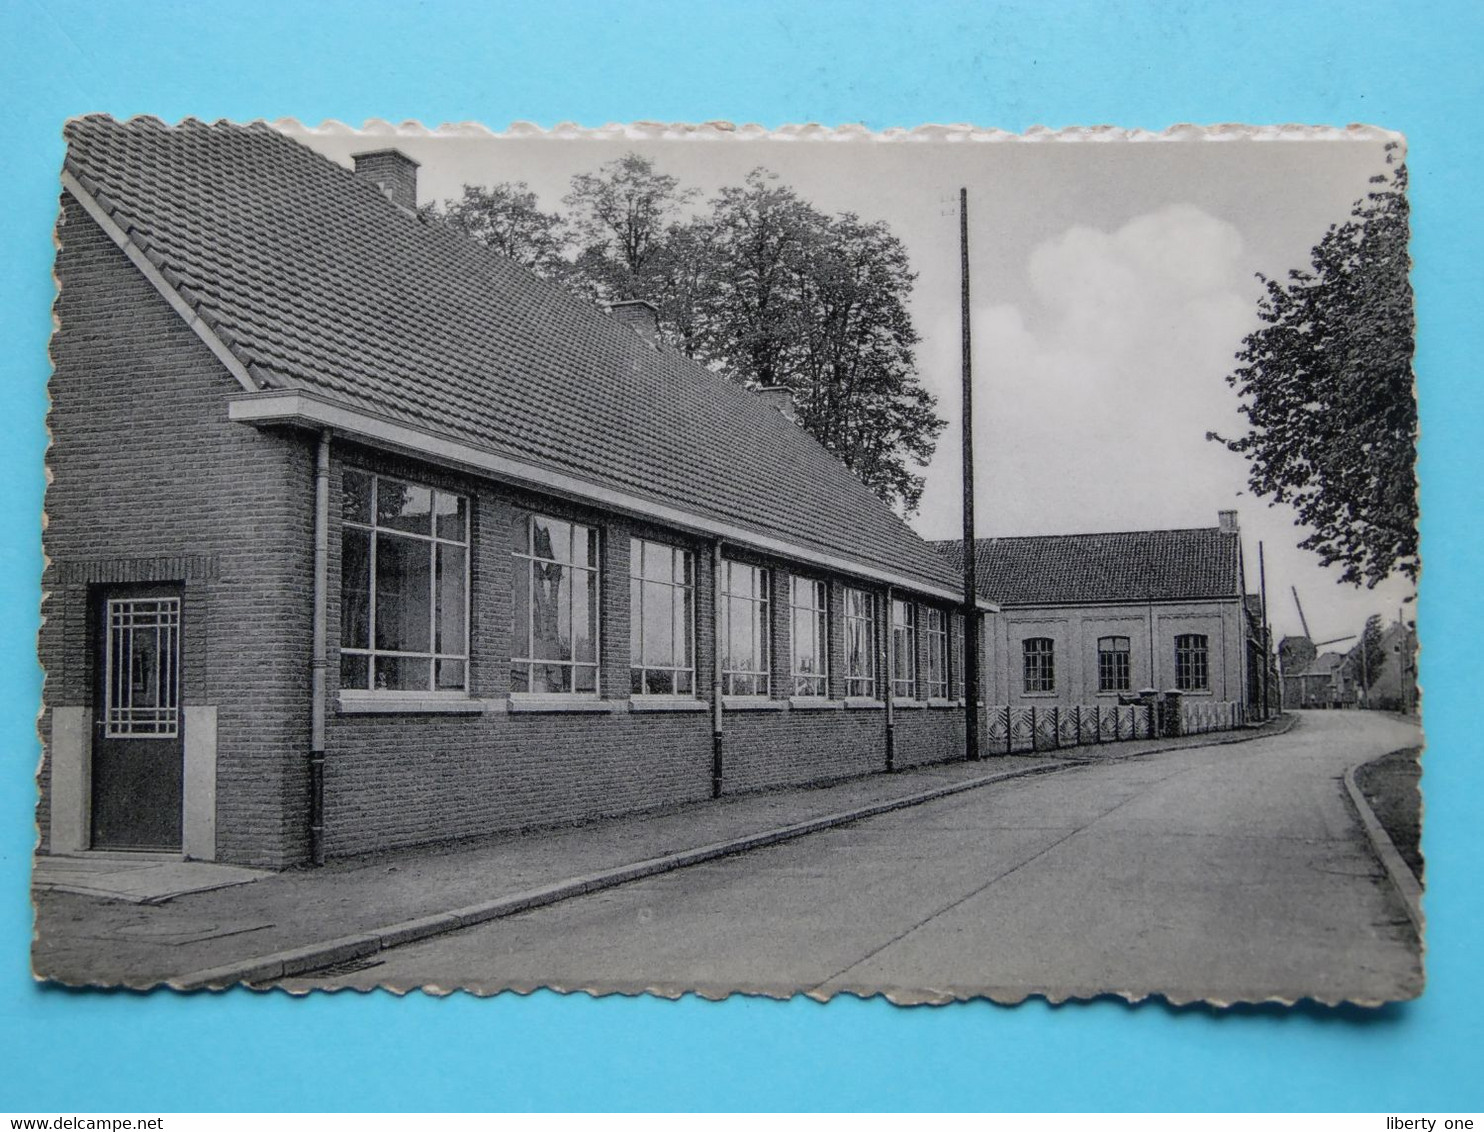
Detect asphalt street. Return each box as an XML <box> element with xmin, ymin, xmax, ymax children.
<box><xmin>290</xmin><ymin>711</ymin><xmax>1423</xmax><ymax>1004</ymax></box>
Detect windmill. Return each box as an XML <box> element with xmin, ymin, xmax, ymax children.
<box><xmin>1291</xmin><ymin>586</ymin><xmax>1357</xmax><ymax>649</ymax></box>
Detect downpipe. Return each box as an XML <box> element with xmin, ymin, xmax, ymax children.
<box><xmin>309</xmin><ymin>430</ymin><xmax>330</xmax><ymax>866</ymax></box>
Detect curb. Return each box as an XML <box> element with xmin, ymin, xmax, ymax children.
<box><xmin>170</xmin><ymin>718</ymin><xmax>1294</xmax><ymax>990</ymax></box>
<box><xmin>1342</xmin><ymin>762</ymin><xmax>1424</xmax><ymax>935</ymax></box>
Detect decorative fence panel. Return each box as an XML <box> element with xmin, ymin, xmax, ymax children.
<box><xmin>1182</xmin><ymin>700</ymin><xmax>1240</xmax><ymax>735</ymax></box>
<box><xmin>983</xmin><ymin>696</ymin><xmax>1242</xmax><ymax>755</ymax></box>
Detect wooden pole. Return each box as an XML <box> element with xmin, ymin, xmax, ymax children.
<box><xmin>1258</xmin><ymin>540</ymin><xmax>1270</xmax><ymax>720</ymax></box>
<box><xmin>960</xmin><ymin>187</ymin><xmax>981</xmax><ymax>761</ymax></box>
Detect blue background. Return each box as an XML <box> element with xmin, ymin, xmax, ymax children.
<box><xmin>2</xmin><ymin>0</ymin><xmax>1480</xmax><ymax>1112</ymax></box>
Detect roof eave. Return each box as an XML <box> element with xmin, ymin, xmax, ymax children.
<box><xmin>229</xmin><ymin>389</ymin><xmax>989</xmax><ymax>608</ymax></box>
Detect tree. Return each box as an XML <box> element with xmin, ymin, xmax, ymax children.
<box><xmin>438</xmin><ymin>158</ymin><xmax>946</xmax><ymax>515</ymax></box>
<box><xmin>1210</xmin><ymin>145</ymin><xmax>1416</xmax><ymax>587</ymax></box>
<box><xmin>1346</xmin><ymin>614</ymin><xmax>1388</xmax><ymax>701</ymax></box>
<box><xmin>696</xmin><ymin>171</ymin><xmax>945</xmax><ymax>514</ymax></box>
<box><xmin>564</xmin><ymin>153</ymin><xmax>697</xmax><ymax>302</ymax></box>
<box><xmin>423</xmin><ymin>183</ymin><xmax>570</xmax><ymax>278</ymax></box>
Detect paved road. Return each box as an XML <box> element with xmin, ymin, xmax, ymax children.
<box><xmin>291</xmin><ymin>711</ymin><xmax>1423</xmax><ymax>1004</ymax></box>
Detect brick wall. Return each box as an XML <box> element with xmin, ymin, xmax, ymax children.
<box><xmin>42</xmin><ymin>193</ymin><xmax>976</xmax><ymax>867</ymax></box>
<box><xmin>41</xmin><ymin>192</ymin><xmax>316</xmax><ymax>867</ymax></box>
<box><xmin>319</xmin><ymin>443</ymin><xmax>971</xmax><ymax>857</ymax></box>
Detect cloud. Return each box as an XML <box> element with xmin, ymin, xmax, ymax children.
<box><xmin>922</xmin><ymin>204</ymin><xmax>1258</xmax><ymax>537</ymax></box>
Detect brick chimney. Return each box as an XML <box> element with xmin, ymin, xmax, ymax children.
<box><xmin>756</xmin><ymin>385</ymin><xmax>798</xmax><ymax>423</ymax></box>
<box><xmin>608</xmin><ymin>300</ymin><xmax>660</xmax><ymax>344</ymax></box>
<box><xmin>1218</xmin><ymin>509</ymin><xmax>1239</xmax><ymax>535</ymax></box>
<box><xmin>351</xmin><ymin>149</ymin><xmax>420</xmax><ymax>212</ymax></box>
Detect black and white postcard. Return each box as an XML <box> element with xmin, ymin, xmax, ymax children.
<box><xmin>34</xmin><ymin>119</ymin><xmax>1420</xmax><ymax>1006</ymax></box>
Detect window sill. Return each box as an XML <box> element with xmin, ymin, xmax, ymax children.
<box><xmin>508</xmin><ymin>695</ymin><xmax>619</xmax><ymax>715</ymax></box>
<box><xmin>337</xmin><ymin>693</ymin><xmax>489</xmax><ymax>715</ymax></box>
<box><xmin>927</xmin><ymin>698</ymin><xmax>965</xmax><ymax>709</ymax></box>
<box><xmin>844</xmin><ymin>697</ymin><xmax>885</xmax><ymax>711</ymax></box>
<box><xmin>788</xmin><ymin>696</ymin><xmax>843</xmax><ymax>711</ymax></box>
<box><xmin>723</xmin><ymin>696</ymin><xmax>787</xmax><ymax>712</ymax></box>
<box><xmin>629</xmin><ymin>697</ymin><xmax>709</xmax><ymax>713</ymax></box>
<box><xmin>1020</xmin><ymin>692</ymin><xmax>1060</xmax><ymax>699</ymax></box>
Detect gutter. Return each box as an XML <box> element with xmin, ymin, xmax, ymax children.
<box><xmin>229</xmin><ymin>390</ymin><xmax>995</xmax><ymax>612</ymax></box>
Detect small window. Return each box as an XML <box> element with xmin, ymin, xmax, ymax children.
<box><xmin>104</xmin><ymin>597</ymin><xmax>181</xmax><ymax>737</ymax></box>
<box><xmin>511</xmin><ymin>512</ymin><xmax>600</xmax><ymax>695</ymax></box>
<box><xmin>722</xmin><ymin>561</ymin><xmax>771</xmax><ymax>696</ymax></box>
<box><xmin>1098</xmin><ymin>635</ymin><xmax>1131</xmax><ymax>693</ymax></box>
<box><xmin>925</xmin><ymin>608</ymin><xmax>950</xmax><ymax>700</ymax></box>
<box><xmin>843</xmin><ymin>587</ymin><xmax>877</xmax><ymax>698</ymax></box>
<box><xmin>1176</xmin><ymin>633</ymin><xmax>1209</xmax><ymax>691</ymax></box>
<box><xmin>341</xmin><ymin>470</ymin><xmax>469</xmax><ymax>693</ymax></box>
<box><xmin>891</xmin><ymin>598</ymin><xmax>918</xmax><ymax>700</ymax></box>
<box><xmin>629</xmin><ymin>539</ymin><xmax>695</xmax><ymax>696</ymax></box>
<box><xmin>790</xmin><ymin>577</ymin><xmax>829</xmax><ymax>697</ymax></box>
<box><xmin>1022</xmin><ymin>637</ymin><xmax>1055</xmax><ymax>694</ymax></box>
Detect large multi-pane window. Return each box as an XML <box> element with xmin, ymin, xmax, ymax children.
<box><xmin>511</xmin><ymin>512</ymin><xmax>600</xmax><ymax>694</ymax></box>
<box><xmin>630</xmin><ymin>539</ymin><xmax>695</xmax><ymax>696</ymax></box>
<box><xmin>789</xmin><ymin>577</ymin><xmax>829</xmax><ymax>697</ymax></box>
<box><xmin>890</xmin><ymin>598</ymin><xmax>918</xmax><ymax>700</ymax></box>
<box><xmin>722</xmin><ymin>561</ymin><xmax>770</xmax><ymax>696</ymax></box>
<box><xmin>925</xmin><ymin>607</ymin><xmax>949</xmax><ymax>700</ymax></box>
<box><xmin>1098</xmin><ymin>635</ymin><xmax>1131</xmax><ymax>693</ymax></box>
<box><xmin>843</xmin><ymin>587</ymin><xmax>877</xmax><ymax>698</ymax></box>
<box><xmin>1175</xmin><ymin>633</ymin><xmax>1209</xmax><ymax>691</ymax></box>
<box><xmin>1022</xmin><ymin>637</ymin><xmax>1055</xmax><ymax>694</ymax></box>
<box><xmin>341</xmin><ymin>470</ymin><xmax>469</xmax><ymax>693</ymax></box>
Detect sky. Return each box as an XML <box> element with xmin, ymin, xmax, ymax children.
<box><xmin>284</xmin><ymin>122</ymin><xmax>1417</xmax><ymax>649</ymax></box>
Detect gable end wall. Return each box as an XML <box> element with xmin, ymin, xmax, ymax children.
<box><xmin>40</xmin><ymin>192</ymin><xmax>315</xmax><ymax>867</ymax></box>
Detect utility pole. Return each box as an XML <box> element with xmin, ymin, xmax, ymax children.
<box><xmin>1258</xmin><ymin>541</ymin><xmax>1270</xmax><ymax>720</ymax></box>
<box><xmin>1394</xmin><ymin>605</ymin><xmax>1406</xmax><ymax>712</ymax></box>
<box><xmin>1359</xmin><ymin>618</ymin><xmax>1370</xmax><ymax>710</ymax></box>
<box><xmin>960</xmin><ymin>187</ymin><xmax>981</xmax><ymax>761</ymax></box>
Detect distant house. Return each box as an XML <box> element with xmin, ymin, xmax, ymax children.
<box><xmin>1284</xmin><ymin>651</ymin><xmax>1350</xmax><ymax>709</ymax></box>
<box><xmin>937</xmin><ymin>512</ymin><xmax>1262</xmax><ymax>722</ymax></box>
<box><xmin>1343</xmin><ymin>619</ymin><xmax>1419</xmax><ymax>713</ymax></box>
<box><xmin>40</xmin><ymin>117</ymin><xmax>993</xmax><ymax>869</ymax></box>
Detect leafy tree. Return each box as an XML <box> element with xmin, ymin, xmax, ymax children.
<box><xmin>1211</xmin><ymin>145</ymin><xmax>1416</xmax><ymax>587</ymax></box>
<box><xmin>696</xmin><ymin>171</ymin><xmax>945</xmax><ymax>514</ymax></box>
<box><xmin>1345</xmin><ymin>614</ymin><xmax>1388</xmax><ymax>698</ymax></box>
<box><xmin>564</xmin><ymin>153</ymin><xmax>697</xmax><ymax>302</ymax></box>
<box><xmin>423</xmin><ymin>183</ymin><xmax>570</xmax><ymax>278</ymax></box>
<box><xmin>438</xmin><ymin>157</ymin><xmax>945</xmax><ymax>515</ymax></box>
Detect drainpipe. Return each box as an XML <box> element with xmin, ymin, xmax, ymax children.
<box><xmin>711</xmin><ymin>541</ymin><xmax>725</xmax><ymax>798</ymax></box>
<box><xmin>884</xmin><ymin>588</ymin><xmax>896</xmax><ymax>772</ymax></box>
<box><xmin>309</xmin><ymin>430</ymin><xmax>331</xmax><ymax>866</ymax></box>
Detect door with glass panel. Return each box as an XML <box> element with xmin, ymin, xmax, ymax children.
<box><xmin>91</xmin><ymin>587</ymin><xmax>184</xmax><ymax>850</ymax></box>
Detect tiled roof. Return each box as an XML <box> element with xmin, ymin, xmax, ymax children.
<box><xmin>1309</xmin><ymin>652</ymin><xmax>1347</xmax><ymax>675</ymax></box>
<box><xmin>934</xmin><ymin>527</ymin><xmax>1240</xmax><ymax>606</ymax></box>
<box><xmin>62</xmin><ymin>117</ymin><xmax>960</xmax><ymax>596</ymax></box>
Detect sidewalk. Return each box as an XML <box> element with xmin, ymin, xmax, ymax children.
<box><xmin>32</xmin><ymin>715</ymin><xmax>1295</xmax><ymax>989</ymax></box>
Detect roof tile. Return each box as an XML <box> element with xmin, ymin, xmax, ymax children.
<box><xmin>936</xmin><ymin>528</ymin><xmax>1239</xmax><ymax>606</ymax></box>
<box><xmin>63</xmin><ymin>116</ymin><xmax>959</xmax><ymax>595</ymax></box>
